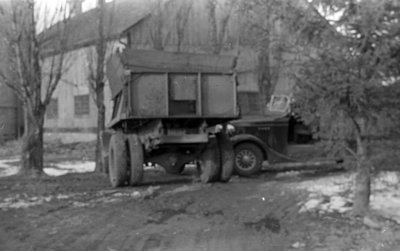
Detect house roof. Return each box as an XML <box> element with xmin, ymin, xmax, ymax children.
<box><xmin>40</xmin><ymin>0</ymin><xmax>156</xmax><ymax>55</ymax></box>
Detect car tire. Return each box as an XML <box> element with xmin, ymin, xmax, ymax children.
<box><xmin>108</xmin><ymin>132</ymin><xmax>129</xmax><ymax>188</ymax></box>
<box><xmin>234</xmin><ymin>143</ymin><xmax>263</xmax><ymax>176</ymax></box>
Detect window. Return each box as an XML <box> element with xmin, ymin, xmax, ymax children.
<box><xmin>46</xmin><ymin>98</ymin><xmax>58</xmax><ymax>119</ymax></box>
<box><xmin>74</xmin><ymin>94</ymin><xmax>90</xmax><ymax>116</ymax></box>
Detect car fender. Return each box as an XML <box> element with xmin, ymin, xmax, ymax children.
<box><xmin>230</xmin><ymin>134</ymin><xmax>268</xmax><ymax>159</ymax></box>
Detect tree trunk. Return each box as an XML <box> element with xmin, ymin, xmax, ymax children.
<box><xmin>207</xmin><ymin>0</ymin><xmax>219</xmax><ymax>54</ymax></box>
<box><xmin>95</xmin><ymin>86</ymin><xmax>105</xmax><ymax>172</ymax></box>
<box><xmin>94</xmin><ymin>0</ymin><xmax>106</xmax><ymax>172</ymax></box>
<box><xmin>21</xmin><ymin>107</ymin><xmax>44</xmax><ymax>176</ymax></box>
<box><xmin>258</xmin><ymin>50</ymin><xmax>271</xmax><ymax>112</ymax></box>
<box><xmin>352</xmin><ymin>135</ymin><xmax>371</xmax><ymax>216</ymax></box>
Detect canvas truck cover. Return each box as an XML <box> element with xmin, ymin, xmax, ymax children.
<box><xmin>106</xmin><ymin>49</ymin><xmax>237</xmax><ymax>98</ymax></box>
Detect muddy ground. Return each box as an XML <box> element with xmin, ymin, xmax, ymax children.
<box><xmin>1</xmin><ymin>170</ymin><xmax>400</xmax><ymax>251</ymax></box>
<box><xmin>1</xmin><ymin>141</ymin><xmax>400</xmax><ymax>251</ymax></box>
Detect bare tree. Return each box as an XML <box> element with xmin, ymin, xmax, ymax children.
<box><xmin>93</xmin><ymin>0</ymin><xmax>107</xmax><ymax>173</ymax></box>
<box><xmin>175</xmin><ymin>0</ymin><xmax>193</xmax><ymax>52</ymax></box>
<box><xmin>147</xmin><ymin>0</ymin><xmax>194</xmax><ymax>52</ymax></box>
<box><xmin>237</xmin><ymin>0</ymin><xmax>292</xmax><ymax>106</ymax></box>
<box><xmin>149</xmin><ymin>0</ymin><xmax>171</xmax><ymax>51</ymax></box>
<box><xmin>0</xmin><ymin>0</ymin><xmax>70</xmax><ymax>176</ymax></box>
<box><xmin>206</xmin><ymin>0</ymin><xmax>235</xmax><ymax>54</ymax></box>
<box><xmin>85</xmin><ymin>0</ymin><xmax>112</xmax><ymax>173</ymax></box>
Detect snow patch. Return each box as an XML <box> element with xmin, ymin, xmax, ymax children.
<box><xmin>0</xmin><ymin>158</ymin><xmax>21</xmax><ymax>177</ymax></box>
<box><xmin>0</xmin><ymin>193</ymin><xmax>78</xmax><ymax>210</ymax></box>
<box><xmin>0</xmin><ymin>158</ymin><xmax>95</xmax><ymax>177</ymax></box>
<box><xmin>294</xmin><ymin>171</ymin><xmax>400</xmax><ymax>223</ymax></box>
<box><xmin>0</xmin><ymin>195</ymin><xmax>53</xmax><ymax>209</ymax></box>
<box><xmin>44</xmin><ymin>161</ymin><xmax>95</xmax><ymax>176</ymax></box>
<box><xmin>373</xmin><ymin>172</ymin><xmax>400</xmax><ymax>190</ymax></box>
<box><xmin>371</xmin><ymin>188</ymin><xmax>400</xmax><ymax>224</ymax></box>
<box><xmin>44</xmin><ymin>132</ymin><xmax>96</xmax><ymax>144</ymax></box>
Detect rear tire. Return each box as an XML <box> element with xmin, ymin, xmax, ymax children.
<box><xmin>128</xmin><ymin>135</ymin><xmax>144</xmax><ymax>186</ymax></box>
<box><xmin>199</xmin><ymin>138</ymin><xmax>220</xmax><ymax>183</ymax></box>
<box><xmin>217</xmin><ymin>133</ymin><xmax>234</xmax><ymax>182</ymax></box>
<box><xmin>108</xmin><ymin>132</ymin><xmax>129</xmax><ymax>188</ymax></box>
<box><xmin>234</xmin><ymin>143</ymin><xmax>263</xmax><ymax>177</ymax></box>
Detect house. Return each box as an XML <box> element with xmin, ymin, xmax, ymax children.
<box><xmin>0</xmin><ymin>1</ymin><xmax>23</xmax><ymax>141</ymax></box>
<box><xmin>42</xmin><ymin>0</ymin><xmax>318</xmax><ymax>133</ymax></box>
<box><xmin>42</xmin><ymin>0</ymin><xmax>157</xmax><ymax>133</ymax></box>
<box><xmin>0</xmin><ymin>84</ymin><xmax>23</xmax><ymax>141</ymax></box>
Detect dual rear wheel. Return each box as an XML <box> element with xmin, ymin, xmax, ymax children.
<box><xmin>108</xmin><ymin>132</ymin><xmax>235</xmax><ymax>187</ymax></box>
<box><xmin>199</xmin><ymin>132</ymin><xmax>234</xmax><ymax>183</ymax></box>
<box><xmin>108</xmin><ymin>133</ymin><xmax>143</xmax><ymax>188</ymax></box>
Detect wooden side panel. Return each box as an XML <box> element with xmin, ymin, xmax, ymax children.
<box><xmin>130</xmin><ymin>74</ymin><xmax>168</xmax><ymax>117</ymax></box>
<box><xmin>168</xmin><ymin>74</ymin><xmax>197</xmax><ymax>116</ymax></box>
<box><xmin>127</xmin><ymin>72</ymin><xmax>238</xmax><ymax>119</ymax></box>
<box><xmin>201</xmin><ymin>75</ymin><xmax>236</xmax><ymax>117</ymax></box>
<box><xmin>169</xmin><ymin>74</ymin><xmax>197</xmax><ymax>101</ymax></box>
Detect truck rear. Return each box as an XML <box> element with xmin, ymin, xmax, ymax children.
<box><xmin>102</xmin><ymin>49</ymin><xmax>238</xmax><ymax>187</ymax></box>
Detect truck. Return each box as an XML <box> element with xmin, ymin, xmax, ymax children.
<box><xmin>102</xmin><ymin>49</ymin><xmax>239</xmax><ymax>187</ymax></box>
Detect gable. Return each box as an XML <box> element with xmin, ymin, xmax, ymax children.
<box><xmin>40</xmin><ymin>0</ymin><xmax>156</xmax><ymax>54</ymax></box>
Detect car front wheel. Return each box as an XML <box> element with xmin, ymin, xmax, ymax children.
<box><xmin>233</xmin><ymin>143</ymin><xmax>263</xmax><ymax>177</ymax></box>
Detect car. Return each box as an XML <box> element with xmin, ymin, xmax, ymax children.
<box><xmin>229</xmin><ymin>114</ymin><xmax>291</xmax><ymax>176</ymax></box>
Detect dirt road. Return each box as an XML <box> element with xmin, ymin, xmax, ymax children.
<box><xmin>1</xmin><ymin>170</ymin><xmax>399</xmax><ymax>251</ymax></box>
